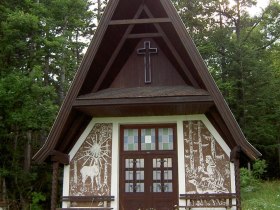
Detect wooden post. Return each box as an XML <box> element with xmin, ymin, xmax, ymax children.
<box><xmin>234</xmin><ymin>157</ymin><xmax>241</xmax><ymax>210</ymax></box>
<box><xmin>51</xmin><ymin>161</ymin><xmax>60</xmax><ymax>210</ymax></box>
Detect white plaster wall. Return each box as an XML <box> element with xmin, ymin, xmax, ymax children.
<box><xmin>62</xmin><ymin>115</ymin><xmax>236</xmax><ymax>210</ymax></box>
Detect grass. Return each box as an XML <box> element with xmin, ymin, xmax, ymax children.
<box><xmin>241</xmin><ymin>181</ymin><xmax>280</xmax><ymax>210</ymax></box>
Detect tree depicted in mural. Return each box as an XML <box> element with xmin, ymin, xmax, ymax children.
<box><xmin>184</xmin><ymin>121</ymin><xmax>231</xmax><ymax>199</ymax></box>
<box><xmin>70</xmin><ymin>123</ymin><xmax>112</xmax><ymax>200</ymax></box>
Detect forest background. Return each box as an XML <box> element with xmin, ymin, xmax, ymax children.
<box><xmin>0</xmin><ymin>0</ymin><xmax>279</xmax><ymax>209</ymax></box>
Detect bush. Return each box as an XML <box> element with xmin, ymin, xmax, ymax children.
<box><xmin>240</xmin><ymin>159</ymin><xmax>267</xmax><ymax>192</ymax></box>
<box><xmin>252</xmin><ymin>159</ymin><xmax>267</xmax><ymax>179</ymax></box>
<box><xmin>30</xmin><ymin>192</ymin><xmax>46</xmax><ymax>210</ymax></box>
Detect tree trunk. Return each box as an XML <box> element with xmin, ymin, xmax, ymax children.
<box><xmin>24</xmin><ymin>130</ymin><xmax>32</xmax><ymax>172</ymax></box>
<box><xmin>58</xmin><ymin>53</ymin><xmax>66</xmax><ymax>105</ymax></box>
<box><xmin>218</xmin><ymin>1</ymin><xmax>228</xmax><ymax>97</ymax></box>
<box><xmin>44</xmin><ymin>54</ymin><xmax>50</xmax><ymax>86</ymax></box>
<box><xmin>278</xmin><ymin>136</ymin><xmax>280</xmax><ymax>172</ymax></box>
<box><xmin>235</xmin><ymin>0</ymin><xmax>245</xmax><ymax>128</ymax></box>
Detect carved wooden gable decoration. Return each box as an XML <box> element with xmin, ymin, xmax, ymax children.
<box><xmin>33</xmin><ymin>0</ymin><xmax>260</xmax><ymax>209</ymax></box>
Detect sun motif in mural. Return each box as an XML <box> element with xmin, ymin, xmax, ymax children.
<box><xmin>70</xmin><ymin>123</ymin><xmax>112</xmax><ymax>199</ymax></box>
<box><xmin>80</xmin><ymin>133</ymin><xmax>111</xmax><ymax>168</ymax></box>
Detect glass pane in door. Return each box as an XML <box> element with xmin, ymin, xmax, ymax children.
<box><xmin>152</xmin><ymin>158</ymin><xmax>173</xmax><ymax>193</ymax></box>
<box><xmin>124</xmin><ymin>158</ymin><xmax>144</xmax><ymax>193</ymax></box>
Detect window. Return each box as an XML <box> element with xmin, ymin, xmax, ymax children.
<box><xmin>122</xmin><ymin>125</ymin><xmax>175</xmax><ymax>152</ymax></box>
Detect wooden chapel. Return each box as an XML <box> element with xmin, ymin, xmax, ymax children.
<box><xmin>33</xmin><ymin>0</ymin><xmax>261</xmax><ymax>209</ymax></box>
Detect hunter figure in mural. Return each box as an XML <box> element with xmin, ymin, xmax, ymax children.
<box><xmin>184</xmin><ymin>121</ymin><xmax>231</xmax><ymax>195</ymax></box>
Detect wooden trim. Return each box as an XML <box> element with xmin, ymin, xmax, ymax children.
<box><xmin>178</xmin><ymin>193</ymin><xmax>237</xmax><ymax>209</ymax></box>
<box><xmin>73</xmin><ymin>95</ymin><xmax>213</xmax><ymax>107</ymax></box>
<box><xmin>127</xmin><ymin>33</ymin><xmax>161</xmax><ymax>39</ymax></box>
<box><xmin>109</xmin><ymin>18</ymin><xmax>171</xmax><ymax>25</ymax></box>
<box><xmin>93</xmin><ymin>5</ymin><xmax>146</xmax><ymax>92</ymax></box>
<box><xmin>142</xmin><ymin>6</ymin><xmax>199</xmax><ymax>88</ymax></box>
<box><xmin>159</xmin><ymin>0</ymin><xmax>260</xmax><ymax>159</ymax></box>
<box><xmin>50</xmin><ymin>150</ymin><xmax>69</xmax><ymax>165</ymax></box>
<box><xmin>62</xmin><ymin>196</ymin><xmax>114</xmax><ymax>202</ymax></box>
<box><xmin>33</xmin><ymin>0</ymin><xmax>260</xmax><ymax>164</ymax></box>
<box><xmin>57</xmin><ymin>208</ymin><xmax>113</xmax><ymax>210</ymax></box>
<box><xmin>32</xmin><ymin>0</ymin><xmax>121</xmax><ymax>163</ymax></box>
<box><xmin>179</xmin><ymin>193</ymin><xmax>237</xmax><ymax>199</ymax></box>
<box><xmin>120</xmin><ymin>124</ymin><xmax>178</xmax><ymax>209</ymax></box>
<box><xmin>51</xmin><ymin>162</ymin><xmax>60</xmax><ymax>210</ymax></box>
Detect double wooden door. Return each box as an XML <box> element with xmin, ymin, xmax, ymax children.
<box><xmin>120</xmin><ymin>125</ymin><xmax>178</xmax><ymax>210</ymax></box>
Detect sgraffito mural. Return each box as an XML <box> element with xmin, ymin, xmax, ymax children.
<box><xmin>183</xmin><ymin>121</ymin><xmax>231</xmax><ymax>206</ymax></box>
<box><xmin>69</xmin><ymin>123</ymin><xmax>112</xmax><ymax>207</ymax></box>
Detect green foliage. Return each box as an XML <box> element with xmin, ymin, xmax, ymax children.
<box><xmin>242</xmin><ymin>181</ymin><xmax>280</xmax><ymax>210</ymax></box>
<box><xmin>30</xmin><ymin>192</ymin><xmax>46</xmax><ymax>210</ymax></box>
<box><xmin>0</xmin><ymin>0</ymin><xmax>95</xmax><ymax>208</ymax></box>
<box><xmin>174</xmin><ymin>0</ymin><xmax>280</xmax><ymax>178</ymax></box>
<box><xmin>240</xmin><ymin>159</ymin><xmax>267</xmax><ymax>192</ymax></box>
<box><xmin>252</xmin><ymin>159</ymin><xmax>267</xmax><ymax>179</ymax></box>
<box><xmin>240</xmin><ymin>168</ymin><xmax>260</xmax><ymax>192</ymax></box>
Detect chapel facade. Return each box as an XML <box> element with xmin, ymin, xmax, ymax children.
<box><xmin>33</xmin><ymin>0</ymin><xmax>260</xmax><ymax>209</ymax></box>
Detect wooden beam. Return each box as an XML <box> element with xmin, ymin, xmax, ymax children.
<box><xmin>32</xmin><ymin>0</ymin><xmax>121</xmax><ymax>163</ymax></box>
<box><xmin>109</xmin><ymin>18</ymin><xmax>171</xmax><ymax>25</ymax></box>
<box><xmin>50</xmin><ymin>150</ymin><xmax>69</xmax><ymax>165</ymax></box>
<box><xmin>127</xmin><ymin>33</ymin><xmax>161</xmax><ymax>39</ymax></box>
<box><xmin>160</xmin><ymin>0</ymin><xmax>260</xmax><ymax>160</ymax></box>
<box><xmin>143</xmin><ymin>6</ymin><xmax>200</xmax><ymax>88</ymax></box>
<box><xmin>73</xmin><ymin>95</ymin><xmax>213</xmax><ymax>107</ymax></box>
<box><xmin>93</xmin><ymin>5</ymin><xmax>146</xmax><ymax>92</ymax></box>
<box><xmin>51</xmin><ymin>161</ymin><xmax>59</xmax><ymax>210</ymax></box>
<box><xmin>62</xmin><ymin>196</ymin><xmax>115</xmax><ymax>202</ymax></box>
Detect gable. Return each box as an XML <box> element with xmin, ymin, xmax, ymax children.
<box><xmin>110</xmin><ymin>38</ymin><xmax>186</xmax><ymax>88</ymax></box>
<box><xmin>33</xmin><ymin>0</ymin><xmax>260</xmax><ymax>164</ymax></box>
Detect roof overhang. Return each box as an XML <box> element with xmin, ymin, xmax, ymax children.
<box><xmin>73</xmin><ymin>86</ymin><xmax>214</xmax><ymax>117</ymax></box>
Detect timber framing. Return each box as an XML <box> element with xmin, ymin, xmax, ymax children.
<box><xmin>33</xmin><ymin>0</ymin><xmax>260</xmax><ymax>164</ymax></box>
<box><xmin>109</xmin><ymin>18</ymin><xmax>171</xmax><ymax>25</ymax></box>
<box><xmin>50</xmin><ymin>150</ymin><xmax>69</xmax><ymax>165</ymax></box>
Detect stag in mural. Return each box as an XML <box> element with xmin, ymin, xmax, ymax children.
<box><xmin>70</xmin><ymin>124</ymin><xmax>112</xmax><ymax>197</ymax></box>
<box><xmin>80</xmin><ymin>163</ymin><xmax>101</xmax><ymax>189</ymax></box>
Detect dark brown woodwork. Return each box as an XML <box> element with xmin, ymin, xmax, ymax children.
<box><xmin>32</xmin><ymin>0</ymin><xmax>121</xmax><ymax>163</ymax></box>
<box><xmin>119</xmin><ymin>124</ymin><xmax>178</xmax><ymax>210</ymax></box>
<box><xmin>74</xmin><ymin>102</ymin><xmax>213</xmax><ymax>118</ymax></box>
<box><xmin>93</xmin><ymin>5</ymin><xmax>146</xmax><ymax>92</ymax></box>
<box><xmin>51</xmin><ymin>162</ymin><xmax>60</xmax><ymax>210</ymax></box>
<box><xmin>137</xmin><ymin>41</ymin><xmax>158</xmax><ymax>83</ymax></box>
<box><xmin>109</xmin><ymin>18</ymin><xmax>171</xmax><ymax>25</ymax></box>
<box><xmin>127</xmin><ymin>33</ymin><xmax>161</xmax><ymax>39</ymax></box>
<box><xmin>74</xmin><ymin>86</ymin><xmax>214</xmax><ymax>117</ymax></box>
<box><xmin>142</xmin><ymin>6</ymin><xmax>199</xmax><ymax>88</ymax></box>
<box><xmin>33</xmin><ymin>0</ymin><xmax>260</xmax><ymax>167</ymax></box>
<box><xmin>177</xmin><ymin>193</ymin><xmax>237</xmax><ymax>209</ymax></box>
<box><xmin>74</xmin><ymin>96</ymin><xmax>213</xmax><ymax>106</ymax></box>
<box><xmin>50</xmin><ymin>150</ymin><xmax>69</xmax><ymax>165</ymax></box>
<box><xmin>112</xmin><ymin>0</ymin><xmax>168</xmax><ymax>20</ymax></box>
<box><xmin>206</xmin><ymin>108</ymin><xmax>237</xmax><ymax>149</ymax></box>
<box><xmin>55</xmin><ymin>111</ymin><xmax>91</xmax><ymax>154</ymax></box>
<box><xmin>159</xmin><ymin>0</ymin><xmax>261</xmax><ymax>159</ymax></box>
<box><xmin>110</xmin><ymin>39</ymin><xmax>187</xmax><ymax>88</ymax></box>
<box><xmin>61</xmin><ymin>196</ymin><xmax>114</xmax><ymax>202</ymax></box>
<box><xmin>57</xmin><ymin>208</ymin><xmax>112</xmax><ymax>210</ymax></box>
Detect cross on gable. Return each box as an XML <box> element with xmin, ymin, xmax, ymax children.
<box><xmin>137</xmin><ymin>41</ymin><xmax>158</xmax><ymax>84</ymax></box>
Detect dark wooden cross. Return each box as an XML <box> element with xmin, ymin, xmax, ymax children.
<box><xmin>137</xmin><ymin>41</ymin><xmax>158</xmax><ymax>84</ymax></box>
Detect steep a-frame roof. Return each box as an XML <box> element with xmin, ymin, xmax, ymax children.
<box><xmin>33</xmin><ymin>0</ymin><xmax>260</xmax><ymax>163</ymax></box>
